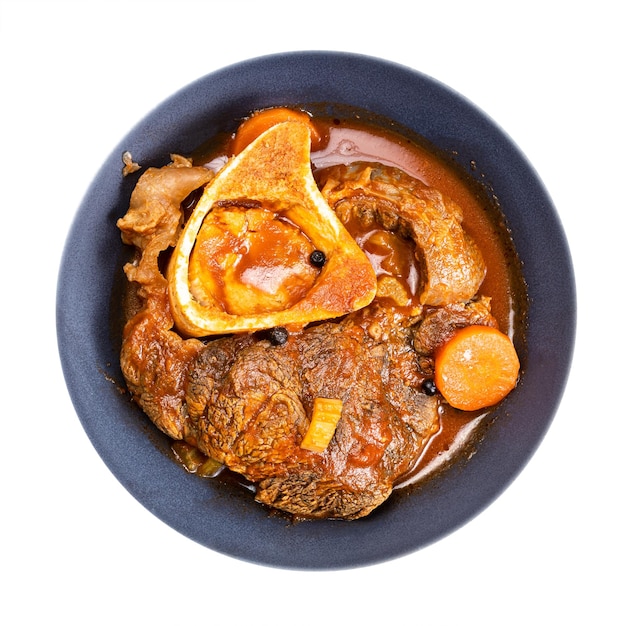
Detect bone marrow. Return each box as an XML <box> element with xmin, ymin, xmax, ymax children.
<box><xmin>117</xmin><ymin>107</ymin><xmax>526</xmax><ymax>520</ymax></box>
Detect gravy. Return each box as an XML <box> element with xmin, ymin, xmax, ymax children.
<box><xmin>192</xmin><ymin>112</ymin><xmax>526</xmax><ymax>490</ymax></box>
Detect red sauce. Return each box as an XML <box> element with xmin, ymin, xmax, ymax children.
<box><xmin>309</xmin><ymin>118</ymin><xmax>525</xmax><ymax>486</ymax></box>
<box><xmin>341</xmin><ymin>212</ymin><xmax>422</xmax><ymax>308</ymax></box>
<box><xmin>311</xmin><ymin>121</ymin><xmax>519</xmax><ymax>336</ymax></box>
<box><xmin>193</xmin><ymin>112</ymin><xmax>526</xmax><ymax>488</ymax></box>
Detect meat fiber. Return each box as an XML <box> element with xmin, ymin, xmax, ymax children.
<box><xmin>118</xmin><ymin>157</ymin><xmax>494</xmax><ymax>519</ymax></box>
<box><xmin>318</xmin><ymin>162</ymin><xmax>486</xmax><ymax>306</ymax></box>
<box><xmin>186</xmin><ymin>306</ymin><xmax>439</xmax><ymax>519</ymax></box>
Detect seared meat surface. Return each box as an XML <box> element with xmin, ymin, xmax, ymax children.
<box><xmin>318</xmin><ymin>162</ymin><xmax>486</xmax><ymax>306</ymax></box>
<box><xmin>187</xmin><ymin>305</ymin><xmax>438</xmax><ymax>519</ymax></box>
<box><xmin>412</xmin><ymin>298</ymin><xmax>498</xmax><ymax>376</ymax></box>
<box><xmin>118</xmin><ymin>158</ymin><xmax>212</xmax><ymax>440</ymax></box>
<box><xmin>118</xmin><ymin>156</ymin><xmax>495</xmax><ymax>519</ymax></box>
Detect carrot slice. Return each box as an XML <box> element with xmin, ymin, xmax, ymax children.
<box><xmin>231</xmin><ymin>107</ymin><xmax>323</xmax><ymax>155</ymax></box>
<box><xmin>434</xmin><ymin>325</ymin><xmax>520</xmax><ymax>411</ymax></box>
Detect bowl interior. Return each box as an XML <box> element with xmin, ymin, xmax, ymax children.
<box><xmin>57</xmin><ymin>51</ymin><xmax>575</xmax><ymax>569</ymax></box>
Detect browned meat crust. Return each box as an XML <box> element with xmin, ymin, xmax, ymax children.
<box><xmin>186</xmin><ymin>307</ymin><xmax>439</xmax><ymax>519</ymax></box>
<box><xmin>117</xmin><ymin>158</ymin><xmax>495</xmax><ymax>519</ymax></box>
<box><xmin>118</xmin><ymin>158</ymin><xmax>214</xmax><ymax>439</ymax></box>
<box><xmin>412</xmin><ymin>298</ymin><xmax>498</xmax><ymax>376</ymax></box>
<box><xmin>318</xmin><ymin>162</ymin><xmax>486</xmax><ymax>306</ymax></box>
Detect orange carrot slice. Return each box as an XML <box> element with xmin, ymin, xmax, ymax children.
<box><xmin>231</xmin><ymin>107</ymin><xmax>323</xmax><ymax>155</ymax></box>
<box><xmin>434</xmin><ymin>325</ymin><xmax>520</xmax><ymax>411</ymax></box>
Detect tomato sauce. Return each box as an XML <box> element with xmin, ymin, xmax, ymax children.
<box><xmin>309</xmin><ymin>117</ymin><xmax>526</xmax><ymax>487</ymax></box>
<box><xmin>191</xmin><ymin>111</ymin><xmax>526</xmax><ymax>489</ymax></box>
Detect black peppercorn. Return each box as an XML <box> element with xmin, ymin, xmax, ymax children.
<box><xmin>309</xmin><ymin>249</ymin><xmax>326</xmax><ymax>268</ymax></box>
<box><xmin>264</xmin><ymin>326</ymin><xmax>289</xmax><ymax>346</ymax></box>
<box><xmin>422</xmin><ymin>379</ymin><xmax>437</xmax><ymax>396</ymax></box>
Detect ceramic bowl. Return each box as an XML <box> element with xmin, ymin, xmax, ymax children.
<box><xmin>57</xmin><ymin>51</ymin><xmax>575</xmax><ymax>569</ymax></box>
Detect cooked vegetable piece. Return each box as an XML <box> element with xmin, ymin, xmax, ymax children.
<box><xmin>171</xmin><ymin>441</ymin><xmax>208</xmax><ymax>472</ymax></box>
<box><xmin>231</xmin><ymin>107</ymin><xmax>323</xmax><ymax>154</ymax></box>
<box><xmin>171</xmin><ymin>441</ymin><xmax>223</xmax><ymax>477</ymax></box>
<box><xmin>301</xmin><ymin>397</ymin><xmax>344</xmax><ymax>453</ymax></box>
<box><xmin>434</xmin><ymin>325</ymin><xmax>520</xmax><ymax>411</ymax></box>
<box><xmin>197</xmin><ymin>457</ymin><xmax>224</xmax><ymax>478</ymax></box>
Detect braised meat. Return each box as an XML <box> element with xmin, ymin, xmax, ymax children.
<box><xmin>317</xmin><ymin>162</ymin><xmax>486</xmax><ymax>306</ymax></box>
<box><xmin>118</xmin><ymin>157</ymin><xmax>212</xmax><ymax>439</ymax></box>
<box><xmin>412</xmin><ymin>297</ymin><xmax>498</xmax><ymax>376</ymax></box>
<box><xmin>186</xmin><ymin>305</ymin><xmax>439</xmax><ymax>519</ymax></box>
<box><xmin>118</xmin><ymin>152</ymin><xmax>497</xmax><ymax>520</ymax></box>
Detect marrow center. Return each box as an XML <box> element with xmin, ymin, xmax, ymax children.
<box><xmin>189</xmin><ymin>202</ymin><xmax>319</xmax><ymax>316</ymax></box>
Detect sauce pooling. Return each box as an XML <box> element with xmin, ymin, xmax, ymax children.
<box><xmin>309</xmin><ymin>118</ymin><xmax>525</xmax><ymax>486</ymax></box>
<box><xmin>193</xmin><ymin>112</ymin><xmax>526</xmax><ymax>489</ymax></box>
<box><xmin>311</xmin><ymin>120</ymin><xmax>519</xmax><ymax>335</ymax></box>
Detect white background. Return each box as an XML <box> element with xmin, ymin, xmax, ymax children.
<box><xmin>2</xmin><ymin>1</ymin><xmax>623</xmax><ymax>623</ymax></box>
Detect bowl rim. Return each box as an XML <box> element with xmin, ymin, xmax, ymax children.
<box><xmin>57</xmin><ymin>50</ymin><xmax>576</xmax><ymax>570</ymax></box>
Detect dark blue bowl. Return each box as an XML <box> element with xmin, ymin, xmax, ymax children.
<box><xmin>56</xmin><ymin>51</ymin><xmax>575</xmax><ymax>569</ymax></box>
